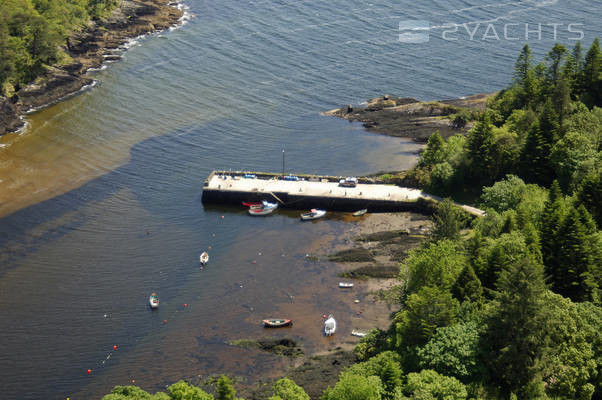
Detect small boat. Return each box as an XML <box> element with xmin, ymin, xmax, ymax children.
<box><xmin>324</xmin><ymin>314</ymin><xmax>336</xmax><ymax>336</ymax></box>
<box><xmin>352</xmin><ymin>209</ymin><xmax>367</xmax><ymax>216</ymax></box>
<box><xmin>263</xmin><ymin>318</ymin><xmax>293</xmax><ymax>328</ymax></box>
<box><xmin>242</xmin><ymin>201</ymin><xmax>262</xmax><ymax>209</ymax></box>
<box><xmin>351</xmin><ymin>330</ymin><xmax>367</xmax><ymax>338</ymax></box>
<box><xmin>300</xmin><ymin>209</ymin><xmax>326</xmax><ymax>221</ymax></box>
<box><xmin>149</xmin><ymin>293</ymin><xmax>159</xmax><ymax>309</ymax></box>
<box><xmin>200</xmin><ymin>251</ymin><xmax>209</xmax><ymax>265</ymax></box>
<box><xmin>262</xmin><ymin>201</ymin><xmax>278</xmax><ymax>209</ymax></box>
<box><xmin>249</xmin><ymin>207</ymin><xmax>276</xmax><ymax>216</ymax></box>
<box><xmin>339</xmin><ymin>177</ymin><xmax>358</xmax><ymax>187</ymax></box>
<box><xmin>338</xmin><ymin>282</ymin><xmax>354</xmax><ymax>288</ymax></box>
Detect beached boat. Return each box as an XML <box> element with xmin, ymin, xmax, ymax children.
<box><xmin>300</xmin><ymin>209</ymin><xmax>326</xmax><ymax>221</ymax></box>
<box><xmin>263</xmin><ymin>318</ymin><xmax>293</xmax><ymax>328</ymax></box>
<box><xmin>149</xmin><ymin>293</ymin><xmax>159</xmax><ymax>309</ymax></box>
<box><xmin>338</xmin><ymin>282</ymin><xmax>354</xmax><ymax>288</ymax></box>
<box><xmin>324</xmin><ymin>314</ymin><xmax>336</xmax><ymax>336</ymax></box>
<box><xmin>351</xmin><ymin>330</ymin><xmax>367</xmax><ymax>338</ymax></box>
<box><xmin>352</xmin><ymin>209</ymin><xmax>367</xmax><ymax>216</ymax></box>
<box><xmin>200</xmin><ymin>251</ymin><xmax>209</xmax><ymax>265</ymax></box>
<box><xmin>249</xmin><ymin>207</ymin><xmax>276</xmax><ymax>216</ymax></box>
<box><xmin>339</xmin><ymin>177</ymin><xmax>358</xmax><ymax>187</ymax></box>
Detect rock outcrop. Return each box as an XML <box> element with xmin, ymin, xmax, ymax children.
<box><xmin>0</xmin><ymin>0</ymin><xmax>183</xmax><ymax>136</ymax></box>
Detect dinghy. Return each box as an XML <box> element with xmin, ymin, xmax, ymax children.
<box><xmin>324</xmin><ymin>314</ymin><xmax>336</xmax><ymax>336</ymax></box>
<box><xmin>200</xmin><ymin>251</ymin><xmax>209</xmax><ymax>266</ymax></box>
<box><xmin>300</xmin><ymin>209</ymin><xmax>326</xmax><ymax>221</ymax></box>
<box><xmin>249</xmin><ymin>207</ymin><xmax>276</xmax><ymax>216</ymax></box>
<box><xmin>149</xmin><ymin>293</ymin><xmax>159</xmax><ymax>309</ymax></box>
<box><xmin>262</xmin><ymin>318</ymin><xmax>293</xmax><ymax>328</ymax></box>
<box><xmin>338</xmin><ymin>282</ymin><xmax>354</xmax><ymax>288</ymax></box>
<box><xmin>352</xmin><ymin>209</ymin><xmax>367</xmax><ymax>216</ymax></box>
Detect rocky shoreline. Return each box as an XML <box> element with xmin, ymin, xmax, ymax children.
<box><xmin>0</xmin><ymin>0</ymin><xmax>183</xmax><ymax>136</ymax></box>
<box><xmin>323</xmin><ymin>93</ymin><xmax>492</xmax><ymax>142</ymax></box>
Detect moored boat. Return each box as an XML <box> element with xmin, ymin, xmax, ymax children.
<box><xmin>338</xmin><ymin>282</ymin><xmax>354</xmax><ymax>288</ymax></box>
<box><xmin>249</xmin><ymin>207</ymin><xmax>276</xmax><ymax>216</ymax></box>
<box><xmin>242</xmin><ymin>201</ymin><xmax>262</xmax><ymax>209</ymax></box>
<box><xmin>263</xmin><ymin>318</ymin><xmax>293</xmax><ymax>328</ymax></box>
<box><xmin>200</xmin><ymin>251</ymin><xmax>209</xmax><ymax>265</ymax></box>
<box><xmin>149</xmin><ymin>293</ymin><xmax>159</xmax><ymax>309</ymax></box>
<box><xmin>300</xmin><ymin>209</ymin><xmax>326</xmax><ymax>220</ymax></box>
<box><xmin>324</xmin><ymin>314</ymin><xmax>336</xmax><ymax>336</ymax></box>
<box><xmin>352</xmin><ymin>209</ymin><xmax>367</xmax><ymax>216</ymax></box>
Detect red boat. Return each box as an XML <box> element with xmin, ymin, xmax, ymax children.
<box><xmin>242</xmin><ymin>201</ymin><xmax>263</xmax><ymax>209</ymax></box>
<box><xmin>263</xmin><ymin>318</ymin><xmax>293</xmax><ymax>328</ymax></box>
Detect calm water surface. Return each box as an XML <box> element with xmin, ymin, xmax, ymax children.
<box><xmin>0</xmin><ymin>0</ymin><xmax>600</xmax><ymax>398</ymax></box>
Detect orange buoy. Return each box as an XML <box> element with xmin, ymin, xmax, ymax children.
<box><xmin>322</xmin><ymin>314</ymin><xmax>327</xmax><ymax>319</ymax></box>
<box><xmin>87</xmin><ymin>369</ymin><xmax>92</xmax><ymax>374</ymax></box>
<box><xmin>163</xmin><ymin>320</ymin><xmax>167</xmax><ymax>324</ymax></box>
<box><xmin>184</xmin><ymin>303</ymin><xmax>188</xmax><ymax>307</ymax></box>
<box><xmin>252</xmin><ymin>260</ymin><xmax>256</xmax><ymax>264</ymax></box>
<box><xmin>221</xmin><ymin>215</ymin><xmax>225</xmax><ymax>219</ymax></box>
<box><xmin>113</xmin><ymin>345</ymin><xmax>117</xmax><ymax>351</ymax></box>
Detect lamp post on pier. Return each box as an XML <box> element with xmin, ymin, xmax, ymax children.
<box><xmin>282</xmin><ymin>149</ymin><xmax>285</xmax><ymax>178</ymax></box>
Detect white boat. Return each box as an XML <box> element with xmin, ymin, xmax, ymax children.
<box><xmin>300</xmin><ymin>209</ymin><xmax>326</xmax><ymax>221</ymax></box>
<box><xmin>351</xmin><ymin>330</ymin><xmax>367</xmax><ymax>338</ymax></box>
<box><xmin>200</xmin><ymin>251</ymin><xmax>209</xmax><ymax>265</ymax></box>
<box><xmin>149</xmin><ymin>293</ymin><xmax>159</xmax><ymax>309</ymax></box>
<box><xmin>339</xmin><ymin>177</ymin><xmax>358</xmax><ymax>187</ymax></box>
<box><xmin>338</xmin><ymin>282</ymin><xmax>354</xmax><ymax>288</ymax></box>
<box><xmin>262</xmin><ymin>201</ymin><xmax>278</xmax><ymax>209</ymax></box>
<box><xmin>324</xmin><ymin>314</ymin><xmax>336</xmax><ymax>336</ymax></box>
<box><xmin>352</xmin><ymin>209</ymin><xmax>367</xmax><ymax>216</ymax></box>
<box><xmin>249</xmin><ymin>207</ymin><xmax>276</xmax><ymax>216</ymax></box>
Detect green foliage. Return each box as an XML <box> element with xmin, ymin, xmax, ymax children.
<box><xmin>395</xmin><ymin>286</ymin><xmax>459</xmax><ymax>348</ymax></box>
<box><xmin>401</xmin><ymin>370</ymin><xmax>468</xmax><ymax>400</ymax></box>
<box><xmin>576</xmin><ymin>170</ymin><xmax>602</xmax><ymax>228</ymax></box>
<box><xmin>480</xmin><ymin>175</ymin><xmax>527</xmax><ymax>212</ymax></box>
<box><xmin>347</xmin><ymin>352</ymin><xmax>403</xmax><ymax>399</ymax></box>
<box><xmin>451</xmin><ymin>264</ymin><xmax>483</xmax><ymax>303</ymax></box>
<box><xmin>168</xmin><ymin>381</ymin><xmax>214</xmax><ymax>400</ymax></box>
<box><xmin>419</xmin><ymin>131</ymin><xmax>446</xmax><ymax>167</ymax></box>
<box><xmin>431</xmin><ymin>198</ymin><xmax>466</xmax><ymax>242</ymax></box>
<box><xmin>404</xmin><ymin>239</ymin><xmax>469</xmax><ymax>294</ymax></box>
<box><xmin>101</xmin><ymin>386</ymin><xmax>170</xmax><ymax>400</ymax></box>
<box><xmin>269</xmin><ymin>378</ymin><xmax>309</xmax><ymax>400</ymax></box>
<box><xmin>355</xmin><ymin>329</ymin><xmax>390</xmax><ymax>361</ymax></box>
<box><xmin>216</xmin><ymin>375</ymin><xmax>237</xmax><ymax>400</ymax></box>
<box><xmin>417</xmin><ymin>321</ymin><xmax>483</xmax><ymax>381</ymax></box>
<box><xmin>321</xmin><ymin>372</ymin><xmax>383</xmax><ymax>400</ymax></box>
<box><xmin>0</xmin><ymin>0</ymin><xmax>118</xmax><ymax>90</ymax></box>
<box><xmin>484</xmin><ymin>256</ymin><xmax>547</xmax><ymax>397</ymax></box>
<box><xmin>467</xmin><ymin>113</ymin><xmax>497</xmax><ymax>184</ymax></box>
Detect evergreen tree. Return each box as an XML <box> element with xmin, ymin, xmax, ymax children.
<box><xmin>576</xmin><ymin>170</ymin><xmax>602</xmax><ymax>228</ymax></box>
<box><xmin>419</xmin><ymin>131</ymin><xmax>446</xmax><ymax>167</ymax></box>
<box><xmin>484</xmin><ymin>256</ymin><xmax>547</xmax><ymax>397</ymax></box>
<box><xmin>555</xmin><ymin>206</ymin><xmax>599</xmax><ymax>302</ymax></box>
<box><xmin>514</xmin><ymin>44</ymin><xmax>532</xmax><ymax>86</ymax></box>
<box><xmin>540</xmin><ymin>181</ymin><xmax>566</xmax><ymax>282</ymax></box>
<box><xmin>520</xmin><ymin>122</ymin><xmax>551</xmax><ymax>185</ymax></box>
<box><xmin>583</xmin><ymin>38</ymin><xmax>601</xmax><ymax>106</ymax></box>
<box><xmin>216</xmin><ymin>375</ymin><xmax>237</xmax><ymax>400</ymax></box>
<box><xmin>431</xmin><ymin>198</ymin><xmax>466</xmax><ymax>242</ymax></box>
<box><xmin>467</xmin><ymin>113</ymin><xmax>497</xmax><ymax>184</ymax></box>
<box><xmin>546</xmin><ymin>43</ymin><xmax>567</xmax><ymax>86</ymax></box>
<box><xmin>564</xmin><ymin>41</ymin><xmax>585</xmax><ymax>94</ymax></box>
<box><xmin>451</xmin><ymin>264</ymin><xmax>483</xmax><ymax>303</ymax></box>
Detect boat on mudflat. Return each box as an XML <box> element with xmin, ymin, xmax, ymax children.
<box><xmin>300</xmin><ymin>209</ymin><xmax>326</xmax><ymax>221</ymax></box>
<box><xmin>338</xmin><ymin>282</ymin><xmax>354</xmax><ymax>288</ymax></box>
<box><xmin>149</xmin><ymin>293</ymin><xmax>159</xmax><ymax>309</ymax></box>
<box><xmin>352</xmin><ymin>209</ymin><xmax>367</xmax><ymax>216</ymax></box>
<box><xmin>263</xmin><ymin>318</ymin><xmax>293</xmax><ymax>328</ymax></box>
<box><xmin>324</xmin><ymin>314</ymin><xmax>336</xmax><ymax>336</ymax></box>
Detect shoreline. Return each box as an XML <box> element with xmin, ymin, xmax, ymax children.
<box><xmin>322</xmin><ymin>93</ymin><xmax>492</xmax><ymax>142</ymax></box>
<box><xmin>239</xmin><ymin>211</ymin><xmax>431</xmax><ymax>399</ymax></box>
<box><xmin>0</xmin><ymin>0</ymin><xmax>185</xmax><ymax>136</ymax></box>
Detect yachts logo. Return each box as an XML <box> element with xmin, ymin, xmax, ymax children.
<box><xmin>441</xmin><ymin>23</ymin><xmax>585</xmax><ymax>41</ymax></box>
<box><xmin>398</xmin><ymin>20</ymin><xmax>430</xmax><ymax>43</ymax></box>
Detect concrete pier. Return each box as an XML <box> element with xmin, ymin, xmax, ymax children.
<box><xmin>201</xmin><ymin>171</ymin><xmax>485</xmax><ymax>216</ymax></box>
